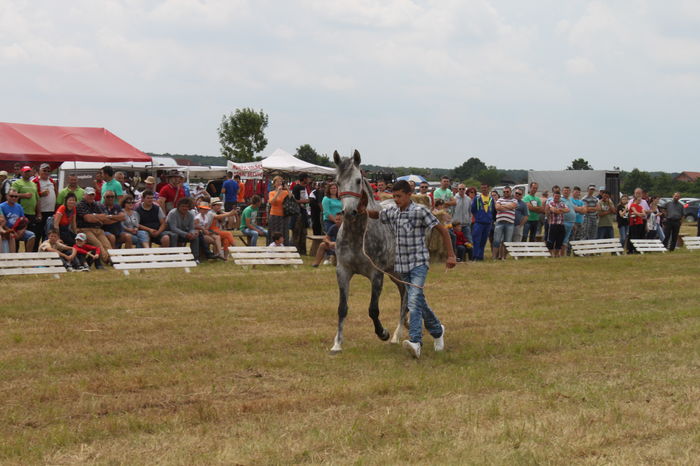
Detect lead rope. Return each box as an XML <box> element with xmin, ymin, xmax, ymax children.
<box><xmin>359</xmin><ymin>213</ymin><xmax>424</xmax><ymax>289</ymax></box>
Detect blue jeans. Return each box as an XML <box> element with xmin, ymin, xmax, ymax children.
<box><xmin>399</xmin><ymin>264</ymin><xmax>443</xmax><ymax>344</ymax></box>
<box><xmin>563</xmin><ymin>222</ymin><xmax>574</xmax><ymax>245</ymax></box>
<box><xmin>323</xmin><ymin>219</ymin><xmax>335</xmax><ymax>234</ymax></box>
<box><xmin>243</xmin><ymin>227</ymin><xmax>268</xmax><ymax>246</ymax></box>
<box><xmin>597</xmin><ymin>226</ymin><xmax>614</xmax><ymax>239</ymax></box>
<box><xmin>130</xmin><ymin>230</ymin><xmax>150</xmax><ymax>248</ymax></box>
<box><xmin>492</xmin><ymin>221</ymin><xmax>514</xmax><ymax>248</ymax></box>
<box><xmin>618</xmin><ymin>225</ymin><xmax>628</xmax><ymax>246</ymax></box>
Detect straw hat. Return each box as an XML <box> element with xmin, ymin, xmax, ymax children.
<box><xmin>210</xmin><ymin>197</ymin><xmax>222</xmax><ymax>205</ymax></box>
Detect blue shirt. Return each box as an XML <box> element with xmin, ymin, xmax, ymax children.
<box><xmin>573</xmin><ymin>199</ymin><xmax>585</xmax><ymax>224</ymax></box>
<box><xmin>561</xmin><ymin>196</ymin><xmax>577</xmax><ymax>223</ymax></box>
<box><xmin>321</xmin><ymin>196</ymin><xmax>343</xmax><ymax>222</ymax></box>
<box><xmin>0</xmin><ymin>201</ymin><xmax>24</xmax><ymax>228</ymax></box>
<box><xmin>514</xmin><ymin>199</ymin><xmax>528</xmax><ymax>225</ymax></box>
<box><xmin>222</xmin><ymin>179</ymin><xmax>239</xmax><ymax>203</ymax></box>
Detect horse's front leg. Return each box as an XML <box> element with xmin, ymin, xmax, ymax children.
<box><xmin>390</xmin><ymin>277</ymin><xmax>408</xmax><ymax>344</ymax></box>
<box><xmin>369</xmin><ymin>273</ymin><xmax>390</xmax><ymax>341</ymax></box>
<box><xmin>331</xmin><ymin>267</ymin><xmax>351</xmax><ymax>353</ymax></box>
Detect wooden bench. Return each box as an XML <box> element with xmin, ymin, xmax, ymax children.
<box><xmin>682</xmin><ymin>236</ymin><xmax>700</xmax><ymax>251</ymax></box>
<box><xmin>630</xmin><ymin>239</ymin><xmax>667</xmax><ymax>254</ymax></box>
<box><xmin>504</xmin><ymin>242</ymin><xmax>550</xmax><ymax>259</ymax></box>
<box><xmin>108</xmin><ymin>247</ymin><xmax>197</xmax><ymax>275</ymax></box>
<box><xmin>0</xmin><ymin>252</ymin><xmax>66</xmax><ymax>278</ymax></box>
<box><xmin>307</xmin><ymin>235</ymin><xmax>326</xmax><ymax>257</ymax></box>
<box><xmin>232</xmin><ymin>230</ymin><xmax>249</xmax><ymax>246</ymax></box>
<box><xmin>228</xmin><ymin>246</ymin><xmax>303</xmax><ymax>269</ymax></box>
<box><xmin>570</xmin><ymin>238</ymin><xmax>624</xmax><ymax>256</ymax></box>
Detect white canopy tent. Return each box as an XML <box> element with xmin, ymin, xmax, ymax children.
<box><xmin>227</xmin><ymin>148</ymin><xmax>336</xmax><ymax>177</ymax></box>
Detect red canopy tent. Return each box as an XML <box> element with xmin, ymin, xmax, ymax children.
<box><xmin>0</xmin><ymin>122</ymin><xmax>151</xmax><ymax>171</ymax></box>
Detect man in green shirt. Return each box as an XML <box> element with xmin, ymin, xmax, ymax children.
<box><xmin>11</xmin><ymin>166</ymin><xmax>40</xmax><ymax>250</ymax></box>
<box><xmin>433</xmin><ymin>176</ymin><xmax>455</xmax><ymax>212</ymax></box>
<box><xmin>522</xmin><ymin>182</ymin><xmax>543</xmax><ymax>241</ymax></box>
<box><xmin>100</xmin><ymin>166</ymin><xmax>124</xmax><ymax>202</ymax></box>
<box><xmin>56</xmin><ymin>174</ymin><xmax>85</xmax><ymax>206</ymax></box>
<box><xmin>239</xmin><ymin>195</ymin><xmax>268</xmax><ymax>246</ymax></box>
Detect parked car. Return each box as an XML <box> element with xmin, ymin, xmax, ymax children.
<box><xmin>683</xmin><ymin>200</ymin><xmax>700</xmax><ymax>222</ymax></box>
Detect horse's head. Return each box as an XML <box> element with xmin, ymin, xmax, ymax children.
<box><xmin>333</xmin><ymin>149</ymin><xmax>369</xmax><ymax>217</ymax></box>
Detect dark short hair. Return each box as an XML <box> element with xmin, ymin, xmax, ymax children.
<box><xmin>234</xmin><ymin>175</ymin><xmax>241</xmax><ymax>180</ymax></box>
<box><xmin>141</xmin><ymin>189</ymin><xmax>154</xmax><ymax>198</ymax></box>
<box><xmin>573</xmin><ymin>186</ymin><xmax>581</xmax><ymax>191</ymax></box>
<box><xmin>227</xmin><ymin>171</ymin><xmax>233</xmax><ymax>178</ymax></box>
<box><xmin>298</xmin><ymin>173</ymin><xmax>309</xmax><ymax>181</ymax></box>
<box><xmin>441</xmin><ymin>175</ymin><xmax>450</xmax><ymax>181</ymax></box>
<box><xmin>562</xmin><ymin>186</ymin><xmax>570</xmax><ymax>190</ymax></box>
<box><xmin>504</xmin><ymin>185</ymin><xmax>511</xmax><ymax>190</ymax></box>
<box><xmin>102</xmin><ymin>166</ymin><xmax>114</xmax><ymax>177</ymax></box>
<box><xmin>271</xmin><ymin>231</ymin><xmax>283</xmax><ymax>242</ymax></box>
<box><xmin>251</xmin><ymin>194</ymin><xmax>261</xmax><ymax>204</ymax></box>
<box><xmin>392</xmin><ymin>180</ymin><xmax>412</xmax><ymax>194</ymax></box>
<box><xmin>177</xmin><ymin>197</ymin><xmax>192</xmax><ymax>208</ymax></box>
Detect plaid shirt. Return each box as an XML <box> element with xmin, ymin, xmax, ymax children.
<box><xmin>380</xmin><ymin>202</ymin><xmax>438</xmax><ymax>273</ymax></box>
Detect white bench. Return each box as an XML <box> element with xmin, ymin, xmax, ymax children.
<box><xmin>570</xmin><ymin>239</ymin><xmax>624</xmax><ymax>256</ymax></box>
<box><xmin>228</xmin><ymin>246</ymin><xmax>303</xmax><ymax>268</ymax></box>
<box><xmin>682</xmin><ymin>236</ymin><xmax>700</xmax><ymax>251</ymax></box>
<box><xmin>630</xmin><ymin>239</ymin><xmax>667</xmax><ymax>254</ymax></box>
<box><xmin>108</xmin><ymin>247</ymin><xmax>197</xmax><ymax>275</ymax></box>
<box><xmin>504</xmin><ymin>242</ymin><xmax>550</xmax><ymax>259</ymax></box>
<box><xmin>0</xmin><ymin>252</ymin><xmax>66</xmax><ymax>278</ymax></box>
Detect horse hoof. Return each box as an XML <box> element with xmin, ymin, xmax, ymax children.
<box><xmin>390</xmin><ymin>335</ymin><xmax>399</xmax><ymax>344</ymax></box>
<box><xmin>329</xmin><ymin>349</ymin><xmax>342</xmax><ymax>355</ymax></box>
<box><xmin>379</xmin><ymin>329</ymin><xmax>390</xmax><ymax>341</ymax></box>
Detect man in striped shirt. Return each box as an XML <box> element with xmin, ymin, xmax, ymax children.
<box><xmin>492</xmin><ymin>186</ymin><xmax>517</xmax><ymax>260</ymax></box>
<box><xmin>545</xmin><ymin>191</ymin><xmax>570</xmax><ymax>257</ymax></box>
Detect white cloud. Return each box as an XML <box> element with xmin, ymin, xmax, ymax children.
<box><xmin>566</xmin><ymin>56</ymin><xmax>596</xmax><ymax>74</ymax></box>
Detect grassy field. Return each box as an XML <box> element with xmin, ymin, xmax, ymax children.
<box><xmin>1</xmin><ymin>235</ymin><xmax>699</xmax><ymax>464</ymax></box>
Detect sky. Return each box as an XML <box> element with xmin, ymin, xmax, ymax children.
<box><xmin>1</xmin><ymin>0</ymin><xmax>699</xmax><ymax>172</ymax></box>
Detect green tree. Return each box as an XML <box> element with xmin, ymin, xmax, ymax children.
<box><xmin>218</xmin><ymin>108</ymin><xmax>269</xmax><ymax>162</ymax></box>
<box><xmin>453</xmin><ymin>157</ymin><xmax>487</xmax><ymax>180</ymax></box>
<box><xmin>567</xmin><ymin>158</ymin><xmax>593</xmax><ymax>170</ymax></box>
<box><xmin>622</xmin><ymin>168</ymin><xmax>653</xmax><ymax>194</ymax></box>
<box><xmin>477</xmin><ymin>166</ymin><xmax>503</xmax><ymax>187</ymax></box>
<box><xmin>295</xmin><ymin>144</ymin><xmax>333</xmax><ymax>167</ymax></box>
<box><xmin>652</xmin><ymin>173</ymin><xmax>674</xmax><ymax>196</ymax></box>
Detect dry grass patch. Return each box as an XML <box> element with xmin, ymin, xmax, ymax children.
<box><xmin>1</xmin><ymin>250</ymin><xmax>699</xmax><ymax>464</ymax></box>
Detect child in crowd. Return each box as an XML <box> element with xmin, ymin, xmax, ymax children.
<box><xmin>269</xmin><ymin>231</ymin><xmax>285</xmax><ymax>247</ymax></box>
<box><xmin>311</xmin><ymin>211</ymin><xmax>343</xmax><ymax>267</ymax></box>
<box><xmin>452</xmin><ymin>221</ymin><xmax>472</xmax><ymax>262</ymax></box>
<box><xmin>73</xmin><ymin>232</ymin><xmax>104</xmax><ymax>270</ymax></box>
<box><xmin>39</xmin><ymin>229</ymin><xmax>81</xmax><ymax>271</ymax></box>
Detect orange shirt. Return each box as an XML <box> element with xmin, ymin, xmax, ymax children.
<box><xmin>268</xmin><ymin>189</ymin><xmax>289</xmax><ymax>216</ymax></box>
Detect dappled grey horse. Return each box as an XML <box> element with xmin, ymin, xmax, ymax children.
<box><xmin>330</xmin><ymin>150</ymin><xmax>408</xmax><ymax>353</ymax></box>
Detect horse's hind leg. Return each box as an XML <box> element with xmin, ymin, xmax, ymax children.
<box><xmin>369</xmin><ymin>273</ymin><xmax>390</xmax><ymax>341</ymax></box>
<box><xmin>390</xmin><ymin>278</ymin><xmax>408</xmax><ymax>344</ymax></box>
<box><xmin>331</xmin><ymin>268</ymin><xmax>350</xmax><ymax>353</ymax></box>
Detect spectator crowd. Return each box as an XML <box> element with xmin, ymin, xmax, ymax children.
<box><xmin>1</xmin><ymin>164</ymin><xmax>698</xmax><ymax>271</ymax></box>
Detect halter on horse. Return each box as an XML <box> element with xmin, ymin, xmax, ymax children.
<box><xmin>330</xmin><ymin>150</ymin><xmax>408</xmax><ymax>353</ymax></box>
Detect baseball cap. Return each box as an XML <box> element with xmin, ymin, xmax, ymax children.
<box><xmin>39</xmin><ymin>163</ymin><xmax>51</xmax><ymax>170</ymax></box>
<box><xmin>75</xmin><ymin>232</ymin><xmax>87</xmax><ymax>241</ymax></box>
<box><xmin>197</xmin><ymin>202</ymin><xmax>211</xmax><ymax>210</ymax></box>
<box><xmin>588</xmin><ymin>184</ymin><xmax>596</xmax><ymax>189</ymax></box>
<box><xmin>21</xmin><ymin>165</ymin><xmax>32</xmax><ymax>172</ymax></box>
<box><xmin>84</xmin><ymin>187</ymin><xmax>96</xmax><ymax>195</ymax></box>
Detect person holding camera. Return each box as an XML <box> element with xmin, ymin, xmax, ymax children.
<box><xmin>268</xmin><ymin>175</ymin><xmax>290</xmax><ymax>246</ymax></box>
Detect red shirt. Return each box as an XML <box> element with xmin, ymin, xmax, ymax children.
<box><xmin>73</xmin><ymin>243</ymin><xmax>100</xmax><ymax>256</ymax></box>
<box><xmin>629</xmin><ymin>202</ymin><xmax>645</xmax><ymax>226</ymax></box>
<box><xmin>55</xmin><ymin>204</ymin><xmax>75</xmax><ymax>226</ymax></box>
<box><xmin>158</xmin><ymin>184</ymin><xmax>186</xmax><ymax>205</ymax></box>
<box><xmin>94</xmin><ymin>180</ymin><xmax>104</xmax><ymax>202</ymax></box>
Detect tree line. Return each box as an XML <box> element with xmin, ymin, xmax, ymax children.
<box><xmin>169</xmin><ymin>107</ymin><xmax>700</xmax><ymax>198</ymax></box>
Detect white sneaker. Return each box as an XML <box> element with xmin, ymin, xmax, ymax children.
<box><xmin>434</xmin><ymin>325</ymin><xmax>445</xmax><ymax>352</ymax></box>
<box><xmin>402</xmin><ymin>340</ymin><xmax>421</xmax><ymax>359</ymax></box>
